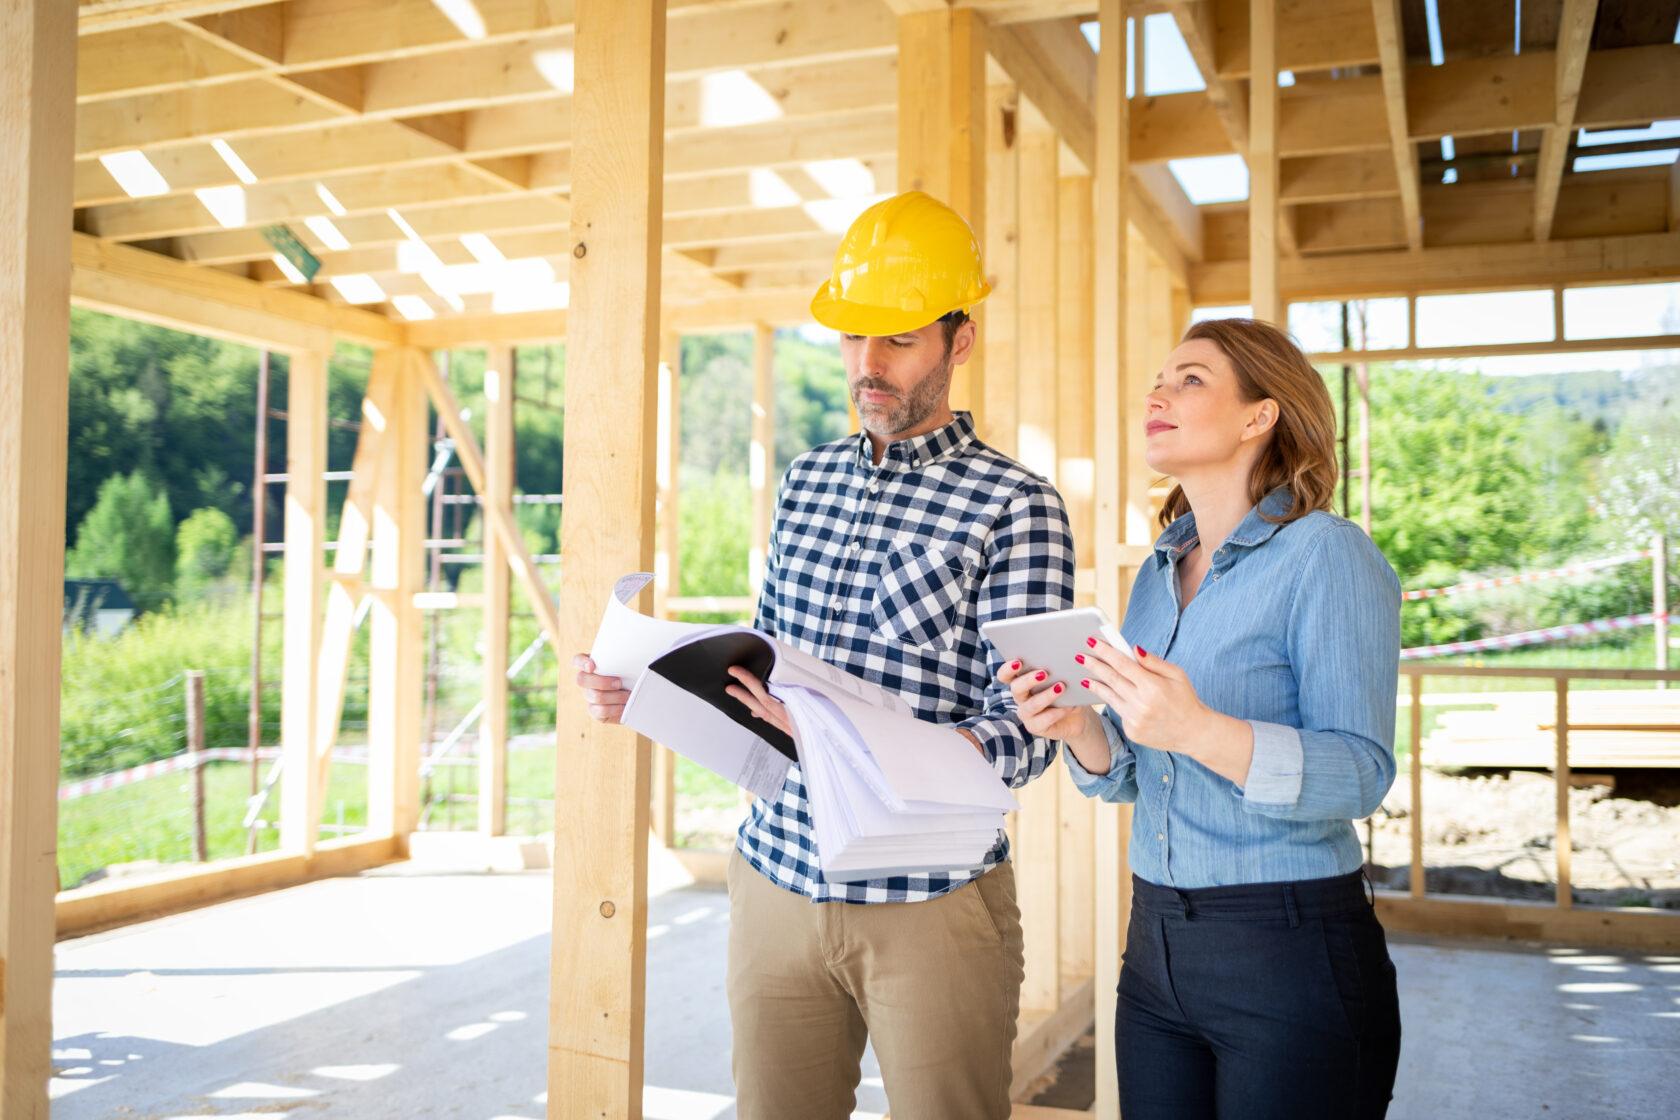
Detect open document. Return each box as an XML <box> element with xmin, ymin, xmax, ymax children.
<box><xmin>589</xmin><ymin>573</ymin><xmax>1020</xmax><ymax>880</ymax></box>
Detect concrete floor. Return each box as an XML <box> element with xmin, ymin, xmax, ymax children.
<box><xmin>51</xmin><ymin>863</ymin><xmax>1679</xmax><ymax>1120</ymax></box>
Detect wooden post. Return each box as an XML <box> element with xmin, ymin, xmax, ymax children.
<box><xmin>187</xmin><ymin>671</ymin><xmax>209</xmax><ymax>862</ymax></box>
<box><xmin>1017</xmin><ymin>124</ymin><xmax>1060</xmax><ymax>482</ymax></box>
<box><xmin>551</xmin><ymin>0</ymin><xmax>665</xmax><ymax>1115</ymax></box>
<box><xmin>249</xmin><ymin>348</ymin><xmax>270</xmax><ymax>854</ymax></box>
<box><xmin>1019</xmin><ymin>758</ymin><xmax>1063</xmax><ymax>1015</ymax></box>
<box><xmin>983</xmin><ymin>84</ymin><xmax>1021</xmax><ymax>456</ymax></box>
<box><xmin>1093</xmin><ymin>4</ymin><xmax>1133</xmax><ymax>1117</ymax></box>
<box><xmin>749</xmin><ymin>322</ymin><xmax>775</xmax><ymax>594</ymax></box>
<box><xmin>1409</xmin><ymin>673</ymin><xmax>1424</xmax><ymax>899</ymax></box>
<box><xmin>481</xmin><ymin>344</ymin><xmax>515</xmax><ymax>837</ymax></box>
<box><xmin>1125</xmin><ymin>231</ymin><xmax>1155</xmax><ymax>544</ymax></box>
<box><xmin>0</xmin><ymin>1</ymin><xmax>74</xmax><ymax>1112</ymax></box>
<box><xmin>367</xmin><ymin>349</ymin><xmax>427</xmax><ymax>847</ymax></box>
<box><xmin>281</xmin><ymin>348</ymin><xmax>329</xmax><ymax>854</ymax></box>
<box><xmin>1248</xmin><ymin>0</ymin><xmax>1280</xmax><ymax>323</ymax></box>
<box><xmin>652</xmin><ymin>331</ymin><xmax>681</xmax><ymax>846</ymax></box>
<box><xmin>1555</xmin><ymin>678</ymin><xmax>1572</xmax><ymax>909</ymax></box>
<box><xmin>896</xmin><ymin>6</ymin><xmax>987</xmax><ymax>425</ymax></box>
<box><xmin>1655</xmin><ymin>534</ymin><xmax>1669</xmax><ymax>688</ymax></box>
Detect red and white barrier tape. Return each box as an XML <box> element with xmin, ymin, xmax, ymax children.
<box><xmin>1401</xmin><ymin>549</ymin><xmax>1653</xmax><ymax>601</ymax></box>
<box><xmin>1400</xmin><ymin>611</ymin><xmax>1668</xmax><ymax>661</ymax></box>
<box><xmin>57</xmin><ymin>748</ymin><xmax>280</xmax><ymax>801</ymax></box>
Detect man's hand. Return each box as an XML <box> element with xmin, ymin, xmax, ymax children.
<box><xmin>573</xmin><ymin>653</ymin><xmax>630</xmax><ymax>724</ymax></box>
<box><xmin>724</xmin><ymin>666</ymin><xmax>794</xmax><ymax>738</ymax></box>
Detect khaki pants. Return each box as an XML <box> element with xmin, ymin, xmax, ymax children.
<box><xmin>726</xmin><ymin>850</ymin><xmax>1025</xmax><ymax>1120</ymax></box>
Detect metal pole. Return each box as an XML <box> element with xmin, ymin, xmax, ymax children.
<box><xmin>1339</xmin><ymin>302</ymin><xmax>1352</xmax><ymax>519</ymax></box>
<box><xmin>1656</xmin><ymin>533</ymin><xmax>1669</xmax><ymax>689</ymax></box>
<box><xmin>247</xmin><ymin>349</ymin><xmax>270</xmax><ymax>854</ymax></box>
<box><xmin>1356</xmin><ymin>301</ymin><xmax>1372</xmax><ymax>534</ymax></box>
<box><xmin>187</xmin><ymin>670</ymin><xmax>208</xmax><ymax>862</ymax></box>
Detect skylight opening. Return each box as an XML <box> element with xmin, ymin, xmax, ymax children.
<box><xmin>270</xmin><ymin>254</ymin><xmax>308</xmax><ymax>285</ymax></box>
<box><xmin>330</xmin><ymin>274</ymin><xmax>387</xmax><ymax>304</ymax></box>
<box><xmin>493</xmin><ymin>282</ymin><xmax>570</xmax><ymax>314</ymax></box>
<box><xmin>1169</xmin><ymin>155</ymin><xmax>1249</xmax><ymax>204</ymax></box>
<box><xmin>211</xmin><ymin>139</ymin><xmax>258</xmax><ymax>185</ymax></box>
<box><xmin>1140</xmin><ymin>14</ymin><xmax>1205</xmax><ymax>95</ymax></box>
<box><xmin>803</xmin><ymin>195</ymin><xmax>887</xmax><ymax>235</ymax></box>
<box><xmin>1424</xmin><ymin>0</ymin><xmax>1445</xmax><ymax>65</ymax></box>
<box><xmin>315</xmin><ymin>183</ymin><xmax>347</xmax><ymax>217</ymax></box>
<box><xmin>1577</xmin><ymin>120</ymin><xmax>1680</xmax><ymax>146</ymax></box>
<box><xmin>802</xmin><ymin>158</ymin><xmax>876</xmax><ymax>198</ymax></box>
<box><xmin>100</xmin><ymin>151</ymin><xmax>170</xmax><ymax>198</ymax></box>
<box><xmin>749</xmin><ymin>167</ymin><xmax>801</xmax><ymax>208</ymax></box>
<box><xmin>1278</xmin><ymin>70</ymin><xmax>1296</xmax><ymax>87</ymax></box>
<box><xmin>392</xmin><ymin>295</ymin><xmax>436</xmax><ymax>321</ymax></box>
<box><xmin>1573</xmin><ymin>150</ymin><xmax>1679</xmax><ymax>174</ymax></box>
<box><xmin>460</xmin><ymin>233</ymin><xmax>505</xmax><ymax>263</ymax></box>
<box><xmin>532</xmin><ymin>48</ymin><xmax>574</xmax><ymax>94</ymax></box>
<box><xmin>699</xmin><ymin>71</ymin><xmax>782</xmax><ymax>128</ymax></box>
<box><xmin>304</xmin><ymin>216</ymin><xmax>350</xmax><ymax>252</ymax></box>
<box><xmin>430</xmin><ymin>0</ymin><xmax>486</xmax><ymax>40</ymax></box>
<box><xmin>442</xmin><ymin>257</ymin><xmax>555</xmax><ymax>295</ymax></box>
<box><xmin>195</xmin><ymin>185</ymin><xmax>247</xmax><ymax>228</ymax></box>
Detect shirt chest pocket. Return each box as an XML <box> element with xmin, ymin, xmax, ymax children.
<box><xmin>870</xmin><ymin>543</ymin><xmax>978</xmax><ymax>652</ymax></box>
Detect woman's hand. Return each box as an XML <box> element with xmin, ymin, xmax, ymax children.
<box><xmin>999</xmin><ymin>659</ymin><xmax>1111</xmax><ymax>774</ymax></box>
<box><xmin>1077</xmin><ymin>641</ymin><xmax>1214</xmax><ymax>755</ymax></box>
<box><xmin>725</xmin><ymin>665</ymin><xmax>795</xmax><ymax>739</ymax></box>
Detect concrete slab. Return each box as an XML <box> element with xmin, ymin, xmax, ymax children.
<box><xmin>50</xmin><ymin>866</ymin><xmax>1678</xmax><ymax>1119</ymax></box>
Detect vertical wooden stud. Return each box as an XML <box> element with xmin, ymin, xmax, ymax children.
<box><xmin>652</xmin><ymin>331</ymin><xmax>681</xmax><ymax>846</ymax></box>
<box><xmin>281</xmin><ymin>348</ymin><xmax>329</xmax><ymax>854</ymax></box>
<box><xmin>1125</xmin><ymin>231</ymin><xmax>1156</xmax><ymax>545</ymax></box>
<box><xmin>0</xmin><ymin>3</ymin><xmax>73</xmax><ymax>1109</ymax></box>
<box><xmin>1058</xmin><ymin>174</ymin><xmax>1096</xmax><ymax>602</ymax></box>
<box><xmin>481</xmin><ymin>344</ymin><xmax>515</xmax><ymax>837</ymax></box>
<box><xmin>551</xmin><ymin>1</ymin><xmax>665</xmax><ymax>1115</ymax></box>
<box><xmin>749</xmin><ymin>323</ymin><xmax>775</xmax><ymax>594</ymax></box>
<box><xmin>1016</xmin><ymin>125</ymin><xmax>1060</xmax><ymax>482</ymax></box>
<box><xmin>1248</xmin><ymin>0</ymin><xmax>1280</xmax><ymax>324</ymax></box>
<box><xmin>1555</xmin><ymin>679</ymin><xmax>1572</xmax><ymax>910</ymax></box>
<box><xmin>984</xmin><ymin>84</ymin><xmax>1021</xmax><ymax>457</ymax></box>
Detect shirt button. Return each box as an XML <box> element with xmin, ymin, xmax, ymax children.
<box><xmin>1157</xmin><ymin>833</ymin><xmax>1165</xmax><ymax>841</ymax></box>
<box><xmin>1161</xmin><ymin>774</ymin><xmax>1170</xmax><ymax>783</ymax></box>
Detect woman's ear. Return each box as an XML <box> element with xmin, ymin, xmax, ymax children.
<box><xmin>1243</xmin><ymin>397</ymin><xmax>1280</xmax><ymax>441</ymax></box>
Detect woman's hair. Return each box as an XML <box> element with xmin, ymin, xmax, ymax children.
<box><xmin>1156</xmin><ymin>317</ymin><xmax>1339</xmax><ymax>528</ymax></box>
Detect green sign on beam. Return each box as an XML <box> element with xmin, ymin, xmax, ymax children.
<box><xmin>261</xmin><ymin>223</ymin><xmax>322</xmax><ymax>283</ymax></box>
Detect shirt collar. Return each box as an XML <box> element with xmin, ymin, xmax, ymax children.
<box><xmin>1155</xmin><ymin>487</ymin><xmax>1296</xmax><ymax>559</ymax></box>
<box><xmin>852</xmin><ymin>410</ymin><xmax>978</xmax><ymax>472</ymax></box>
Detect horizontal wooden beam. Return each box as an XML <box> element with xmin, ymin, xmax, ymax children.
<box><xmin>76</xmin><ymin>0</ymin><xmax>279</xmax><ymax>34</ymax></box>
<box><xmin>71</xmin><ymin>231</ymin><xmax>404</xmax><ymax>349</ymax></box>
<box><xmin>1190</xmin><ymin>231</ymin><xmax>1680</xmax><ymax>304</ymax></box>
<box><xmin>1280</xmin><ymin>152</ymin><xmax>1400</xmax><ymax>204</ymax></box>
<box><xmin>1214</xmin><ymin>0</ymin><xmax>1380</xmax><ymax>78</ymax></box>
<box><xmin>1308</xmin><ymin>333</ymin><xmax>1680</xmax><ymax>365</ymax></box>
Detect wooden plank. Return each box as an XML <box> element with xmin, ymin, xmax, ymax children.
<box><xmin>651</xmin><ymin>331</ymin><xmax>681</xmax><ymax>848</ymax></box>
<box><xmin>1406</xmin><ymin>51</ymin><xmax>1555</xmax><ymax>141</ymax></box>
<box><xmin>278</xmin><ymin>349</ymin><xmax>327</xmax><ymax>855</ymax></box>
<box><xmin>988</xmin><ymin>20</ymin><xmax>1095</xmax><ymax>174</ymax></box>
<box><xmin>749</xmin><ymin>322</ymin><xmax>775</xmax><ymax>593</ymax></box>
<box><xmin>1248</xmin><ymin>0</ymin><xmax>1280</xmax><ymax>324</ymax></box>
<box><xmin>1057</xmin><ymin>174</ymin><xmax>1095</xmax><ymax>596</ymax></box>
<box><xmin>550</xmin><ymin>0</ymin><xmax>663</xmax><ymax>1113</ymax></box>
<box><xmin>1280</xmin><ymin>151</ymin><xmax>1400</xmax><ymax>204</ymax></box>
<box><xmin>897</xmin><ymin>6</ymin><xmax>987</xmax><ymax>422</ymax></box>
<box><xmin>1534</xmin><ymin>0</ymin><xmax>1600</xmax><ymax>242</ymax></box>
<box><xmin>76</xmin><ymin>21</ymin><xmax>260</xmax><ymax>100</ymax></box>
<box><xmin>982</xmin><ymin>84</ymin><xmax>1020</xmax><ymax>456</ymax></box>
<box><xmin>1295</xmin><ymin>197</ymin><xmax>1407</xmax><ymax>254</ymax></box>
<box><xmin>1368</xmin><ymin>0</ymin><xmax>1422</xmax><ymax>250</ymax></box>
<box><xmin>480</xmin><ymin>345</ymin><xmax>515</xmax><ymax>837</ymax></box>
<box><xmin>1018</xmin><ymin>754</ymin><xmax>1064</xmax><ymax>1014</ymax></box>
<box><xmin>1188</xmin><ymin>231</ymin><xmax>1680</xmax><ymax>304</ymax></box>
<box><xmin>77</xmin><ymin>0</ymin><xmax>281</xmax><ymax>34</ymax></box>
<box><xmin>1374</xmin><ymin>892</ymin><xmax>1680</xmax><ymax>952</ymax></box>
<box><xmin>1125</xmin><ymin>230</ymin><xmax>1156</xmax><ymax>544</ymax></box>
<box><xmin>1214</xmin><ymin>0</ymin><xmax>1380</xmax><ymax>78</ymax></box>
<box><xmin>0</xmin><ymin>2</ymin><xmax>73</xmax><ymax>1112</ymax></box>
<box><xmin>54</xmin><ymin>835</ymin><xmax>400</xmax><ymax>937</ymax></box>
<box><xmin>1016</xmin><ymin>126</ymin><xmax>1060</xmax><ymax>483</ymax></box>
<box><xmin>1409</xmin><ymin>674</ymin><xmax>1423</xmax><ymax>899</ymax></box>
<box><xmin>1575</xmin><ymin>44</ymin><xmax>1680</xmax><ymax>131</ymax></box>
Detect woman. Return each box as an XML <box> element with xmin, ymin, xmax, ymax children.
<box><xmin>1002</xmin><ymin>318</ymin><xmax>1403</xmax><ymax>1118</ymax></box>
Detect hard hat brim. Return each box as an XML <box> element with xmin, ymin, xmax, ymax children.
<box><xmin>809</xmin><ymin>281</ymin><xmax>990</xmax><ymax>337</ymax></box>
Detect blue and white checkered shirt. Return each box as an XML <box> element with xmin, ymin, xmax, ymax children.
<box><xmin>737</xmin><ymin>411</ymin><xmax>1075</xmax><ymax>903</ymax></box>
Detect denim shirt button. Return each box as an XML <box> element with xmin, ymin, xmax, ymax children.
<box><xmin>1161</xmin><ymin>774</ymin><xmax>1170</xmax><ymax>783</ymax></box>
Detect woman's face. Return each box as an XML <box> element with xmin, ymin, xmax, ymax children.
<box><xmin>1143</xmin><ymin>338</ymin><xmax>1276</xmax><ymax>478</ymax></box>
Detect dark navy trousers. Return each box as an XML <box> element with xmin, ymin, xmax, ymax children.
<box><xmin>1116</xmin><ymin>871</ymin><xmax>1402</xmax><ymax>1119</ymax></box>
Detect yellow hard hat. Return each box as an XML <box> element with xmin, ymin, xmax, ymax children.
<box><xmin>810</xmin><ymin>191</ymin><xmax>991</xmax><ymax>336</ymax></box>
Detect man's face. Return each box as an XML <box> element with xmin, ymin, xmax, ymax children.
<box><xmin>840</xmin><ymin>319</ymin><xmax>975</xmax><ymax>444</ymax></box>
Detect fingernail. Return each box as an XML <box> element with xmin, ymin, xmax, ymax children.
<box><xmin>1087</xmin><ymin>637</ymin><xmax>1097</xmax><ymax>648</ymax></box>
<box><xmin>1009</xmin><ymin>660</ymin><xmax>1021</xmax><ymax>671</ymax></box>
<box><xmin>1080</xmin><ymin>679</ymin><xmax>1090</xmax><ymax>689</ymax></box>
<box><xmin>1075</xmin><ymin>654</ymin><xmax>1085</xmax><ymax>665</ymax></box>
<box><xmin>1137</xmin><ymin>647</ymin><xmax>1149</xmax><ymax>659</ymax></box>
<box><xmin>1035</xmin><ymin>671</ymin><xmax>1047</xmax><ymax>682</ymax></box>
<box><xmin>1053</xmin><ymin>683</ymin><xmax>1064</xmax><ymax>695</ymax></box>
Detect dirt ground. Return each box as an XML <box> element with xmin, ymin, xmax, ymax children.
<box><xmin>677</xmin><ymin>769</ymin><xmax>1680</xmax><ymax>910</ymax></box>
<box><xmin>1365</xmin><ymin>768</ymin><xmax>1680</xmax><ymax>908</ymax></box>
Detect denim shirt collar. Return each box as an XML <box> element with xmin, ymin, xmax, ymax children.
<box><xmin>852</xmin><ymin>410</ymin><xmax>978</xmax><ymax>473</ymax></box>
<box><xmin>1155</xmin><ymin>488</ymin><xmax>1297</xmax><ymax>568</ymax></box>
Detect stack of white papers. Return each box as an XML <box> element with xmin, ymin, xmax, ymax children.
<box><xmin>590</xmin><ymin>573</ymin><xmax>1020</xmax><ymax>881</ymax></box>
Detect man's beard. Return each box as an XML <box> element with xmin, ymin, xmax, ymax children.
<box><xmin>851</xmin><ymin>352</ymin><xmax>953</xmax><ymax>439</ymax></box>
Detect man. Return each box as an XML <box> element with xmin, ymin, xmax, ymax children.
<box><xmin>573</xmin><ymin>191</ymin><xmax>1074</xmax><ymax>1120</ymax></box>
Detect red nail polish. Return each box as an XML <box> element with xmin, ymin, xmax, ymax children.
<box><xmin>1035</xmin><ymin>671</ymin><xmax>1047</xmax><ymax>682</ymax></box>
<box><xmin>1009</xmin><ymin>660</ymin><xmax>1021</xmax><ymax>671</ymax></box>
<box><xmin>1087</xmin><ymin>637</ymin><xmax>1097</xmax><ymax>648</ymax></box>
<box><xmin>1081</xmin><ymin>679</ymin><xmax>1091</xmax><ymax>689</ymax></box>
<box><xmin>1075</xmin><ymin>654</ymin><xmax>1086</xmax><ymax>665</ymax></box>
<box><xmin>1053</xmin><ymin>683</ymin><xmax>1064</xmax><ymax>694</ymax></box>
<box><xmin>1137</xmin><ymin>647</ymin><xmax>1149</xmax><ymax>659</ymax></box>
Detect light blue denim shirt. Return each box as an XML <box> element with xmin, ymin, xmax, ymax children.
<box><xmin>1066</xmin><ymin>489</ymin><xmax>1401</xmax><ymax>888</ymax></box>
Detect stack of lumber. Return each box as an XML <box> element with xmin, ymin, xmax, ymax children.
<box><xmin>1421</xmin><ymin>689</ymin><xmax>1680</xmax><ymax>769</ymax></box>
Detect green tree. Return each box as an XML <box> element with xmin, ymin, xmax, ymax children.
<box><xmin>65</xmin><ymin>470</ymin><xmax>176</xmax><ymax>604</ymax></box>
<box><xmin>175</xmin><ymin>507</ymin><xmax>240</xmax><ymax>592</ymax></box>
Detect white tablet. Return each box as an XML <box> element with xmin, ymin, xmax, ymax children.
<box><xmin>980</xmin><ymin>606</ymin><xmax>1136</xmax><ymax>708</ymax></box>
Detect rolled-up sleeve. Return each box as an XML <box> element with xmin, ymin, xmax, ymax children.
<box><xmin>962</xmin><ymin>482</ymin><xmax>1076</xmax><ymax>788</ymax></box>
<box><xmin>1065</xmin><ymin>709</ymin><xmax>1141</xmax><ymax>804</ymax></box>
<box><xmin>1241</xmin><ymin>522</ymin><xmax>1400</xmax><ymax>821</ymax></box>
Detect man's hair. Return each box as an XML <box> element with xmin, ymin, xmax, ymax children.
<box><xmin>938</xmin><ymin>309</ymin><xmax>971</xmax><ymax>355</ymax></box>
